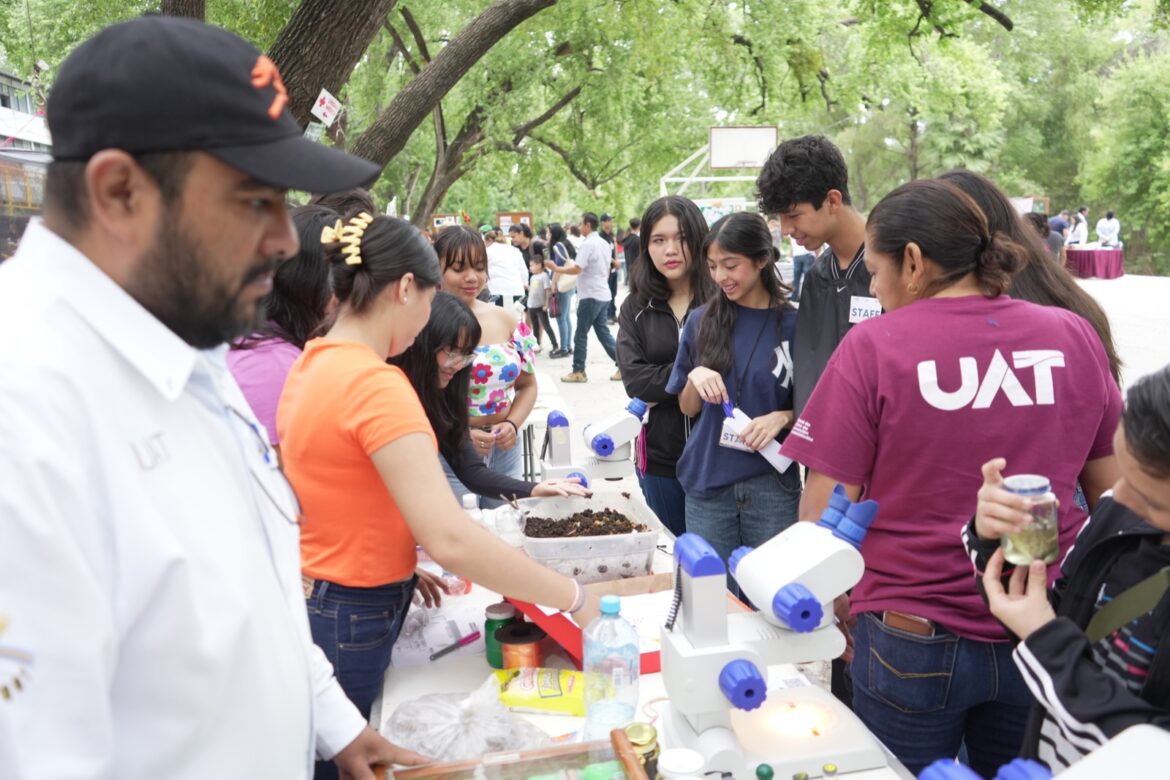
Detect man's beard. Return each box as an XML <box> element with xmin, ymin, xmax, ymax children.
<box><xmin>129</xmin><ymin>214</ymin><xmax>278</xmax><ymax>349</ymax></box>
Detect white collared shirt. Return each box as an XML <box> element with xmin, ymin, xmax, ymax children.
<box><xmin>575</xmin><ymin>232</ymin><xmax>613</xmax><ymax>301</ymax></box>
<box><xmin>485</xmin><ymin>241</ymin><xmax>527</xmax><ymax>298</ymax></box>
<box><xmin>0</xmin><ymin>221</ymin><xmax>364</xmax><ymax>779</ymax></box>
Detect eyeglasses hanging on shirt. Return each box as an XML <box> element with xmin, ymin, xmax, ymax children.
<box><xmin>226</xmin><ymin>405</ymin><xmax>301</xmax><ymax>526</ymax></box>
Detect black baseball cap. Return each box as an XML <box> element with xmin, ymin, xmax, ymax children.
<box><xmin>600</xmin><ymin>213</ymin><xmax>613</xmax><ymax>222</ymax></box>
<box><xmin>47</xmin><ymin>16</ymin><xmax>380</xmax><ymax>193</ymax></box>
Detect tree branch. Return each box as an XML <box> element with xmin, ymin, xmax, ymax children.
<box><xmin>509</xmin><ymin>85</ymin><xmax>581</xmax><ymax>146</ymax></box>
<box><xmin>965</xmin><ymin>0</ymin><xmax>1013</xmax><ymax>31</ymax></box>
<box><xmin>400</xmin><ymin>6</ymin><xmax>432</xmax><ymax>62</ymax></box>
<box><xmin>351</xmin><ymin>0</ymin><xmax>558</xmax><ymax>167</ymax></box>
<box><xmin>731</xmin><ymin>34</ymin><xmax>767</xmax><ymax>116</ymax></box>
<box><xmin>384</xmin><ymin>20</ymin><xmax>422</xmax><ymax>75</ymax></box>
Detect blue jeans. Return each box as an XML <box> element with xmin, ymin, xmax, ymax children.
<box><xmin>572</xmin><ymin>296</ymin><xmax>618</xmax><ymax>373</ymax></box>
<box><xmin>792</xmin><ymin>252</ymin><xmax>815</xmax><ymax>300</ymax></box>
<box><xmin>553</xmin><ymin>289</ymin><xmax>575</xmax><ymax>349</ymax></box>
<box><xmin>684</xmin><ymin>468</ymin><xmax>801</xmax><ymax>594</ymax></box>
<box><xmin>851</xmin><ymin>612</ymin><xmax>1032</xmax><ymax>777</ymax></box>
<box><xmin>306</xmin><ymin>576</ymin><xmax>416</xmax><ymax>780</ymax></box>
<box><xmin>637</xmin><ymin>472</ymin><xmax>687</xmax><ymax>537</ymax></box>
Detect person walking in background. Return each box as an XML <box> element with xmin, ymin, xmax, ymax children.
<box><xmin>0</xmin><ymin>16</ymin><xmax>427</xmax><ymax>778</ymax></box>
<box><xmin>1026</xmin><ymin>212</ymin><xmax>1066</xmax><ymax>263</ymax></box>
<box><xmin>600</xmin><ymin>213</ymin><xmax>619</xmax><ymax>322</ymax></box>
<box><xmin>756</xmin><ymin>135</ymin><xmax>874</xmax><ymax>419</ymax></box>
<box><xmin>620</xmin><ymin>216</ymin><xmax>641</xmax><ymax>286</ymax></box>
<box><xmin>525</xmin><ymin>255</ymin><xmax>558</xmax><ymax>353</ymax></box>
<box><xmin>667</xmin><ymin>212</ymin><xmax>801</xmax><ymax>590</ymax></box>
<box><xmin>555</xmin><ymin>212</ymin><xmax>621</xmax><ymax>383</ymax></box>
<box><xmin>781</xmin><ymin>179</ymin><xmax>1122</xmax><ymax>776</ymax></box>
<box><xmin>617</xmin><ymin>196</ymin><xmax>716</xmax><ymax>537</ymax></box>
<box><xmin>1096</xmin><ymin>210</ymin><xmax>1122</xmax><ymax>247</ymax></box>
<box><xmin>484</xmin><ymin>228</ymin><xmax>527</xmax><ymax>309</ymax></box>
<box><xmin>546</xmin><ymin>223</ymin><xmax>577</xmax><ymax>358</ymax></box>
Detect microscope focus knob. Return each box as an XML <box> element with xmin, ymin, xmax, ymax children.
<box><xmin>718</xmin><ymin>659</ymin><xmax>767</xmax><ymax>711</ymax></box>
<box><xmin>772</xmin><ymin>583</ymin><xmax>823</xmax><ymax>633</ymax></box>
<box><xmin>589</xmin><ymin>432</ymin><xmax>615</xmax><ymax>457</ymax></box>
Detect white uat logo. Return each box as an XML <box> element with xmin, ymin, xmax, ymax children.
<box><xmin>917</xmin><ymin>349</ymin><xmax>1066</xmax><ymax>411</ymax></box>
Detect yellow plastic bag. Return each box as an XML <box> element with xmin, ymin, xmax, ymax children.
<box><xmin>495</xmin><ymin>667</ymin><xmax>585</xmax><ymax>716</ymax></box>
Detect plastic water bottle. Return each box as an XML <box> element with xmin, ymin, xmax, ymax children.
<box><xmin>583</xmin><ymin>595</ymin><xmax>640</xmax><ymax>740</ymax></box>
<box><xmin>461</xmin><ymin>493</ymin><xmax>483</xmax><ymax>526</ymax></box>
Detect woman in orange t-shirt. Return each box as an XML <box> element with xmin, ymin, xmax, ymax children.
<box><xmin>277</xmin><ymin>215</ymin><xmax>599</xmax><ymax>775</ymax></box>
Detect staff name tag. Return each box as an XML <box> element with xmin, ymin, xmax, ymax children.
<box><xmin>849</xmin><ymin>295</ymin><xmax>882</xmax><ymax>323</ymax></box>
<box><xmin>719</xmin><ymin>418</ymin><xmax>754</xmax><ymax>452</ymax></box>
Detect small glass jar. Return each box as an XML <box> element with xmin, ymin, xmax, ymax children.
<box><xmin>483</xmin><ymin>602</ymin><xmax>517</xmax><ymax>669</ymax></box>
<box><xmin>1001</xmin><ymin>474</ymin><xmax>1059</xmax><ymax>565</ymax></box>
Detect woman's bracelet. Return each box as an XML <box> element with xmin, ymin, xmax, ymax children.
<box><xmin>567</xmin><ymin>579</ymin><xmax>587</xmax><ymax>614</ymax></box>
<box><xmin>502</xmin><ymin>419</ymin><xmax>519</xmax><ymax>436</ymax></box>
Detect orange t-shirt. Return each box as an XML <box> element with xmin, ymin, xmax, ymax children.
<box><xmin>277</xmin><ymin>338</ymin><xmax>436</xmax><ymax>586</ymax></box>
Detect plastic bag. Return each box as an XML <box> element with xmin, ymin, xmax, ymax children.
<box><xmin>386</xmin><ymin>675</ymin><xmax>549</xmax><ymax>762</ymax></box>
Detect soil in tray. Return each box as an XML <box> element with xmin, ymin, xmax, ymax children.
<box><xmin>523</xmin><ymin>508</ymin><xmax>648</xmax><ymax>538</ymax></box>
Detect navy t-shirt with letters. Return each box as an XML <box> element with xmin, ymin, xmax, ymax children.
<box><xmin>667</xmin><ymin>302</ymin><xmax>798</xmax><ymax>499</ymax></box>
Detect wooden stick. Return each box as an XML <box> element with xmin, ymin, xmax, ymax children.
<box><xmin>610</xmin><ymin>728</ymin><xmax>650</xmax><ymax>780</ymax></box>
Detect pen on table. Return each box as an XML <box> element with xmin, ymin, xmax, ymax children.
<box><xmin>429</xmin><ymin>630</ymin><xmax>482</xmax><ymax>661</ymax></box>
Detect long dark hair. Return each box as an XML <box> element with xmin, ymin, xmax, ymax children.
<box><xmin>697</xmin><ymin>212</ymin><xmax>791</xmax><ymax>376</ymax></box>
<box><xmin>628</xmin><ymin>196</ymin><xmax>717</xmax><ymax>308</ymax></box>
<box><xmin>939</xmin><ymin>170</ymin><xmax>1121</xmax><ymax>384</ymax></box>
<box><xmin>547</xmin><ymin>223</ymin><xmax>576</xmax><ymax>260</ymax></box>
<box><xmin>388</xmin><ymin>292</ymin><xmax>482</xmax><ymax>464</ymax></box>
<box><xmin>234</xmin><ymin>205</ymin><xmax>336</xmax><ymax>350</ymax></box>
<box><xmin>867</xmin><ymin>179</ymin><xmax>1025</xmax><ymax>299</ymax></box>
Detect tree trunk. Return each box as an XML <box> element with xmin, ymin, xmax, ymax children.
<box><xmin>268</xmin><ymin>0</ymin><xmax>400</xmax><ymax>127</ymax></box>
<box><xmin>159</xmin><ymin>0</ymin><xmax>204</xmax><ymax>18</ymax></box>
<box><xmin>351</xmin><ymin>0</ymin><xmax>557</xmax><ymax>167</ymax></box>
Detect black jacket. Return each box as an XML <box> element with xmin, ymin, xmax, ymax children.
<box><xmin>616</xmin><ymin>296</ymin><xmax>693</xmax><ymax>478</ymax></box>
<box><xmin>964</xmin><ymin>498</ymin><xmax>1170</xmax><ymax>767</ymax></box>
<box><xmin>449</xmin><ymin>437</ymin><xmax>533</xmax><ymax>501</ymax></box>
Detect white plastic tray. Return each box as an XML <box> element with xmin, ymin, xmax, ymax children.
<box><xmin>515</xmin><ymin>494</ymin><xmax>662</xmax><ymax>584</ymax></box>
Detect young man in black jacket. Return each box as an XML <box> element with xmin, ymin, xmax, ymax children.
<box><xmin>963</xmin><ymin>364</ymin><xmax>1170</xmax><ymax>772</ymax></box>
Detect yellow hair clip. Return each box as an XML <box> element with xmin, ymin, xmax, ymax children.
<box><xmin>321</xmin><ymin>212</ymin><xmax>375</xmax><ymax>266</ymax></box>
<box><xmin>320</xmin><ymin>219</ymin><xmax>345</xmax><ymax>245</ymax></box>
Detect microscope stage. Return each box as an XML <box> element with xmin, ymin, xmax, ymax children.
<box><xmin>730</xmin><ymin>684</ymin><xmax>887</xmax><ymax>778</ymax></box>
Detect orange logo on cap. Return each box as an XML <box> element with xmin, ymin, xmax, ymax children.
<box><xmin>251</xmin><ymin>55</ymin><xmax>289</xmax><ymax>120</ymax></box>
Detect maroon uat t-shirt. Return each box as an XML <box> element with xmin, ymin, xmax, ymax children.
<box><xmin>782</xmin><ymin>295</ymin><xmax>1122</xmax><ymax>642</ymax></box>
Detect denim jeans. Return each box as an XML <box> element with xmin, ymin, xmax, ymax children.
<box><xmin>850</xmin><ymin>612</ymin><xmax>1032</xmax><ymax>777</ymax></box>
<box><xmin>572</xmin><ymin>296</ymin><xmax>618</xmax><ymax>373</ymax></box>
<box><xmin>637</xmin><ymin>472</ymin><xmax>687</xmax><ymax>537</ymax></box>
<box><xmin>684</xmin><ymin>468</ymin><xmax>801</xmax><ymax>594</ymax></box>
<box><xmin>792</xmin><ymin>252</ymin><xmax>815</xmax><ymax>300</ymax></box>
<box><xmin>306</xmin><ymin>576</ymin><xmax>416</xmax><ymax>780</ymax></box>
<box><xmin>553</xmin><ymin>289</ymin><xmax>575</xmax><ymax>349</ymax></box>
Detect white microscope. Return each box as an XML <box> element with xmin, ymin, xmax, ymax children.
<box><xmin>539</xmin><ymin>398</ymin><xmax>647</xmax><ymax>483</ymax></box>
<box><xmin>661</xmin><ymin>485</ymin><xmax>889</xmax><ymax>779</ymax></box>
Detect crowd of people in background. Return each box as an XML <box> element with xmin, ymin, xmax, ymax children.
<box><xmin>3</xmin><ymin>15</ymin><xmax>1167</xmax><ymax>780</ymax></box>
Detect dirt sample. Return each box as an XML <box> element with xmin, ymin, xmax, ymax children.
<box><xmin>524</xmin><ymin>508</ymin><xmax>648</xmax><ymax>538</ymax></box>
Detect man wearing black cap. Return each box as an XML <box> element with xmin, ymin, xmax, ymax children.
<box><xmin>0</xmin><ymin>16</ymin><xmax>425</xmax><ymax>780</ymax></box>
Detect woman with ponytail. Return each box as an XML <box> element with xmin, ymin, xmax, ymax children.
<box><xmin>277</xmin><ymin>215</ymin><xmax>599</xmax><ymax>779</ymax></box>
<box><xmin>780</xmin><ymin>179</ymin><xmax>1123</xmax><ymax>776</ymax></box>
<box><xmin>665</xmin><ymin>211</ymin><xmax>801</xmax><ymax>589</ymax></box>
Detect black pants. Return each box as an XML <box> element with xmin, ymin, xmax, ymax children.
<box><xmin>607</xmin><ymin>270</ymin><xmax>618</xmax><ymax>318</ymax></box>
<box><xmin>528</xmin><ymin>307</ymin><xmax>558</xmax><ymax>349</ymax></box>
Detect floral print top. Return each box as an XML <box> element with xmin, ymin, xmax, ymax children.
<box><xmin>468</xmin><ymin>321</ymin><xmax>537</xmax><ymax>417</ymax></box>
